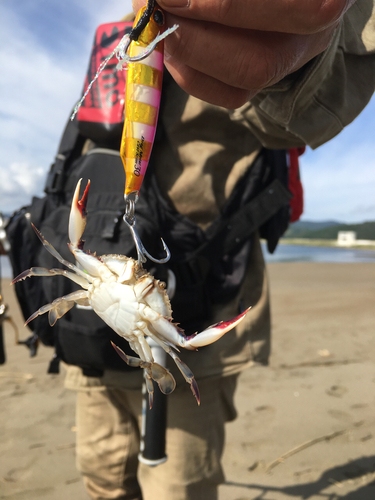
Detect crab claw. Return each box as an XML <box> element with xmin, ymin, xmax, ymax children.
<box><xmin>68</xmin><ymin>178</ymin><xmax>90</xmax><ymax>249</ymax></box>
<box><xmin>183</xmin><ymin>307</ymin><xmax>251</xmax><ymax>350</ymax></box>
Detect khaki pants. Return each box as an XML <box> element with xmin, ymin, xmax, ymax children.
<box><xmin>76</xmin><ymin>375</ymin><xmax>238</xmax><ymax>500</ymax></box>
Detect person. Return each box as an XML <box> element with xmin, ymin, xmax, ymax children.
<box><xmin>60</xmin><ymin>0</ymin><xmax>375</xmax><ymax>499</ymax></box>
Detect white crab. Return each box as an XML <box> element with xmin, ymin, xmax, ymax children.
<box><xmin>13</xmin><ymin>179</ymin><xmax>249</xmax><ymax>406</ymax></box>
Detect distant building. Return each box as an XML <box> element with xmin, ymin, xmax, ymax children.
<box><xmin>337</xmin><ymin>231</ymin><xmax>357</xmax><ymax>246</ymax></box>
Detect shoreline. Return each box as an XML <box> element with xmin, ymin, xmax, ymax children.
<box><xmin>279</xmin><ymin>238</ymin><xmax>375</xmax><ymax>250</ymax></box>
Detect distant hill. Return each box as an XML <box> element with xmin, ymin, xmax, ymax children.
<box><xmin>283</xmin><ymin>220</ymin><xmax>375</xmax><ymax>240</ymax></box>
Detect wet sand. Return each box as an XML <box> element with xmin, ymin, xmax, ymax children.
<box><xmin>1</xmin><ymin>262</ymin><xmax>375</xmax><ymax>500</ymax></box>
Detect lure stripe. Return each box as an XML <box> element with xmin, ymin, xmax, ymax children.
<box><xmin>128</xmin><ymin>45</ymin><xmax>164</xmax><ymax>69</ymax></box>
<box><xmin>127</xmin><ymin>84</ymin><xmax>161</xmax><ymax>107</ymax></box>
<box><xmin>127</xmin><ymin>64</ymin><xmax>163</xmax><ymax>90</ymax></box>
<box><xmin>126</xmin><ymin>100</ymin><xmax>158</xmax><ymax>127</ymax></box>
<box><xmin>127</xmin><ymin>122</ymin><xmax>154</xmax><ymax>143</ymax></box>
<box><xmin>125</xmin><ymin>137</ymin><xmax>153</xmax><ymax>162</ymax></box>
<box><xmin>125</xmin><ymin>122</ymin><xmax>155</xmax><ymax>143</ymax></box>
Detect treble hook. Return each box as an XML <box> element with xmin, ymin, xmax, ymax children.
<box><xmin>123</xmin><ymin>199</ymin><xmax>170</xmax><ymax>265</ymax></box>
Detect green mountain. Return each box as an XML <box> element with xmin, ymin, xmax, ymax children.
<box><xmin>283</xmin><ymin>220</ymin><xmax>375</xmax><ymax>240</ymax></box>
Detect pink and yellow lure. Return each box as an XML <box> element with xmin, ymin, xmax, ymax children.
<box><xmin>71</xmin><ymin>2</ymin><xmax>177</xmax><ymax>263</ymax></box>
<box><xmin>121</xmin><ymin>5</ymin><xmax>172</xmax><ymax>203</ymax></box>
<box><xmin>72</xmin><ymin>4</ymin><xmax>176</xmax><ymax>205</ymax></box>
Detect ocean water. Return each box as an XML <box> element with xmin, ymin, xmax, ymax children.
<box><xmin>1</xmin><ymin>256</ymin><xmax>13</xmax><ymax>280</ymax></box>
<box><xmin>262</xmin><ymin>242</ymin><xmax>375</xmax><ymax>263</ymax></box>
<box><xmin>1</xmin><ymin>243</ymin><xmax>375</xmax><ymax>280</ymax></box>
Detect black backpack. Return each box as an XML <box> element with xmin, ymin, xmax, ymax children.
<box><xmin>5</xmin><ymin>21</ymin><xmax>298</xmax><ymax>376</ymax></box>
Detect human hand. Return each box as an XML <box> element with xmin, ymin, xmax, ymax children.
<box><xmin>132</xmin><ymin>0</ymin><xmax>356</xmax><ymax>108</ymax></box>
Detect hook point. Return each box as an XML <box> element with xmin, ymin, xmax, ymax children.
<box><xmin>123</xmin><ymin>214</ymin><xmax>170</xmax><ymax>265</ymax></box>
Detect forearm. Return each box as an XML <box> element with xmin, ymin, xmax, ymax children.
<box><xmin>242</xmin><ymin>0</ymin><xmax>375</xmax><ymax>149</ymax></box>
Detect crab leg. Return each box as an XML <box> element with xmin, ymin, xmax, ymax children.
<box><xmin>111</xmin><ymin>342</ymin><xmax>176</xmax><ymax>408</ymax></box>
<box><xmin>111</xmin><ymin>340</ymin><xmax>157</xmax><ymax>409</ymax></box>
<box><xmin>25</xmin><ymin>290</ymin><xmax>89</xmax><ymax>326</ymax></box>
<box><xmin>31</xmin><ymin>224</ymin><xmax>92</xmax><ymax>283</ymax></box>
<box><xmin>168</xmin><ymin>350</ymin><xmax>200</xmax><ymax>404</ymax></box>
<box><xmin>12</xmin><ymin>267</ymin><xmax>90</xmax><ymax>289</ymax></box>
<box><xmin>142</xmin><ymin>324</ymin><xmax>201</xmax><ymax>404</ymax></box>
<box><xmin>135</xmin><ymin>305</ymin><xmax>249</xmax><ymax>404</ymax></box>
<box><xmin>135</xmin><ymin>329</ymin><xmax>154</xmax><ymax>363</ymax></box>
<box><xmin>140</xmin><ymin>305</ymin><xmax>250</xmax><ymax>351</ymax></box>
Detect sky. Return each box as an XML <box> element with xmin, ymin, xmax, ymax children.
<box><xmin>1</xmin><ymin>0</ymin><xmax>375</xmax><ymax>224</ymax></box>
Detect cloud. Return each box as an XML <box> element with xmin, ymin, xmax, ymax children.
<box><xmin>0</xmin><ymin>0</ymin><xmax>131</xmax><ymax>213</ymax></box>
<box><xmin>1</xmin><ymin>162</ymin><xmax>47</xmax><ymax>212</ymax></box>
<box><xmin>299</xmin><ymin>98</ymin><xmax>375</xmax><ymax>223</ymax></box>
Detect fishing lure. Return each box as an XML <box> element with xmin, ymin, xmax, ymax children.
<box><xmin>121</xmin><ymin>4</ymin><xmax>177</xmax><ymax>264</ymax></box>
<box><xmin>71</xmin><ymin>1</ymin><xmax>177</xmax><ymax>264</ymax></box>
<box><xmin>121</xmin><ymin>5</ymin><xmax>166</xmax><ymax>205</ymax></box>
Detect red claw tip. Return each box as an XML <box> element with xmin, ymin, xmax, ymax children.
<box><xmin>77</xmin><ymin>180</ymin><xmax>90</xmax><ymax>218</ymax></box>
<box><xmin>216</xmin><ymin>307</ymin><xmax>251</xmax><ymax>330</ymax></box>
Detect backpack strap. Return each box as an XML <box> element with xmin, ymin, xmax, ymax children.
<box><xmin>180</xmin><ymin>149</ymin><xmax>292</xmax><ymax>261</ymax></box>
<box><xmin>44</xmin><ymin>117</ymin><xmax>86</xmax><ymax>195</ymax></box>
<box><xmin>217</xmin><ymin>178</ymin><xmax>292</xmax><ymax>255</ymax></box>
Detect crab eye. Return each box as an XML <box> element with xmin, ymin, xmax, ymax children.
<box><xmin>153</xmin><ymin>9</ymin><xmax>164</xmax><ymax>26</ymax></box>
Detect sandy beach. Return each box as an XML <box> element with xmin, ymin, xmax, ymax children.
<box><xmin>1</xmin><ymin>262</ymin><xmax>375</xmax><ymax>500</ymax></box>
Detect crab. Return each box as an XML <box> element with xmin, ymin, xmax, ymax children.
<box><xmin>12</xmin><ymin>179</ymin><xmax>249</xmax><ymax>406</ymax></box>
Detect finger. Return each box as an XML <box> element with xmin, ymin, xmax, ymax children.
<box><xmin>164</xmin><ymin>15</ymin><xmax>336</xmax><ymax>93</ymax></box>
<box><xmin>132</xmin><ymin>0</ymin><xmax>147</xmax><ymax>13</ymax></box>
<box><xmin>157</xmin><ymin>0</ymin><xmax>355</xmax><ymax>34</ymax></box>
<box><xmin>164</xmin><ymin>56</ymin><xmax>253</xmax><ymax>108</ymax></box>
